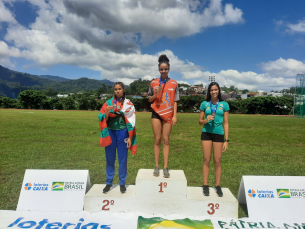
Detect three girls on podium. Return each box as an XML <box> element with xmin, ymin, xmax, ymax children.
<box><xmin>99</xmin><ymin>54</ymin><xmax>229</xmax><ymax>197</ymax></box>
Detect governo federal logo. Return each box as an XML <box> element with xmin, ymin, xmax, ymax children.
<box><xmin>248</xmin><ymin>189</ymin><xmax>256</xmax><ymax>198</ymax></box>
<box><xmin>277</xmin><ymin>189</ymin><xmax>291</xmax><ymax>198</ymax></box>
<box><xmin>24</xmin><ymin>183</ymin><xmax>32</xmax><ymax>191</ymax></box>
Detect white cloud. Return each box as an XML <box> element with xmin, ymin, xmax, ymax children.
<box><xmin>0</xmin><ymin>40</ymin><xmax>21</xmax><ymax>57</ymax></box>
<box><xmin>177</xmin><ymin>80</ymin><xmax>190</xmax><ymax>85</ymax></box>
<box><xmin>0</xmin><ymin>1</ymin><xmax>17</xmax><ymax>25</ymax></box>
<box><xmin>0</xmin><ymin>1</ymin><xmax>299</xmax><ymax>91</ymax></box>
<box><xmin>178</xmin><ymin>58</ymin><xmax>300</xmax><ymax>91</ymax></box>
<box><xmin>0</xmin><ymin>56</ymin><xmax>16</xmax><ymax>68</ymax></box>
<box><xmin>261</xmin><ymin>58</ymin><xmax>305</xmax><ymax>77</ymax></box>
<box><xmin>275</xmin><ymin>18</ymin><xmax>305</xmax><ymax>34</ymax></box>
<box><xmin>286</xmin><ymin>19</ymin><xmax>305</xmax><ymax>33</ymax></box>
<box><xmin>63</xmin><ymin>0</ymin><xmax>244</xmax><ymax>45</ymax></box>
<box><xmin>1</xmin><ymin>0</ymin><xmax>242</xmax><ymax>82</ymax></box>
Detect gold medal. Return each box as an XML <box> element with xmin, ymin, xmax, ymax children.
<box><xmin>158</xmin><ymin>86</ymin><xmax>162</xmax><ymax>90</ymax></box>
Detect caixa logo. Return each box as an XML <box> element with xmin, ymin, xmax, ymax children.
<box><xmin>24</xmin><ymin>182</ymin><xmax>49</xmax><ymax>191</ymax></box>
<box><xmin>248</xmin><ymin>189</ymin><xmax>256</xmax><ymax>198</ymax></box>
<box><xmin>249</xmin><ymin>189</ymin><xmax>275</xmax><ymax>198</ymax></box>
<box><xmin>8</xmin><ymin>217</ymin><xmax>111</xmax><ymax>229</ymax></box>
<box><xmin>24</xmin><ymin>183</ymin><xmax>32</xmax><ymax>191</ymax></box>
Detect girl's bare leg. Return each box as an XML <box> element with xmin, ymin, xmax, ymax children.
<box><xmin>151</xmin><ymin>118</ymin><xmax>162</xmax><ymax>166</ymax></box>
<box><xmin>212</xmin><ymin>142</ymin><xmax>223</xmax><ymax>186</ymax></box>
<box><xmin>161</xmin><ymin>120</ymin><xmax>172</xmax><ymax>168</ymax></box>
<box><xmin>201</xmin><ymin>140</ymin><xmax>213</xmax><ymax>185</ymax></box>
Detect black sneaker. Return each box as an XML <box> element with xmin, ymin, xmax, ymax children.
<box><xmin>203</xmin><ymin>185</ymin><xmax>209</xmax><ymax>196</ymax></box>
<box><xmin>153</xmin><ymin>166</ymin><xmax>160</xmax><ymax>177</ymax></box>
<box><xmin>120</xmin><ymin>185</ymin><xmax>126</xmax><ymax>193</ymax></box>
<box><xmin>103</xmin><ymin>184</ymin><xmax>112</xmax><ymax>194</ymax></box>
<box><xmin>163</xmin><ymin>167</ymin><xmax>170</xmax><ymax>178</ymax></box>
<box><xmin>215</xmin><ymin>186</ymin><xmax>223</xmax><ymax>197</ymax></box>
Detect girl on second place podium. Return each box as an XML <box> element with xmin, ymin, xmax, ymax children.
<box><xmin>98</xmin><ymin>82</ymin><xmax>137</xmax><ymax>194</ymax></box>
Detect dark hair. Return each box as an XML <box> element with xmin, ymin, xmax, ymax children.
<box><xmin>113</xmin><ymin>82</ymin><xmax>126</xmax><ymax>101</ymax></box>
<box><xmin>158</xmin><ymin>54</ymin><xmax>170</xmax><ymax>69</ymax></box>
<box><xmin>206</xmin><ymin>82</ymin><xmax>223</xmax><ymax>101</ymax></box>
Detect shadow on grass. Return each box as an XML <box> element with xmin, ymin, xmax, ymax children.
<box><xmin>239</xmin><ymin>203</ymin><xmax>248</xmax><ymax>218</ymax></box>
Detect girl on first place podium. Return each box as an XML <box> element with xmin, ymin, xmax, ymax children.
<box><xmin>147</xmin><ymin>54</ymin><xmax>179</xmax><ymax>178</ymax></box>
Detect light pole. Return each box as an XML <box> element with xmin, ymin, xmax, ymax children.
<box><xmin>209</xmin><ymin>75</ymin><xmax>215</xmax><ymax>82</ymax></box>
<box><xmin>207</xmin><ymin>76</ymin><xmax>215</xmax><ymax>89</ymax></box>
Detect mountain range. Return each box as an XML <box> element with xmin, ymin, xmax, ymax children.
<box><xmin>0</xmin><ymin>65</ymin><xmax>114</xmax><ymax>99</ymax></box>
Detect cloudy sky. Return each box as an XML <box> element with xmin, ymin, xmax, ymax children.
<box><xmin>0</xmin><ymin>0</ymin><xmax>305</xmax><ymax>91</ymax></box>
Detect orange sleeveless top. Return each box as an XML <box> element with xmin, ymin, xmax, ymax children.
<box><xmin>150</xmin><ymin>78</ymin><xmax>178</xmax><ymax>123</ymax></box>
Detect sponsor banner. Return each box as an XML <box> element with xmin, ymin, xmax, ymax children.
<box><xmin>1</xmin><ymin>210</ymin><xmax>304</xmax><ymax>229</ymax></box>
<box><xmin>137</xmin><ymin>216</ymin><xmax>214</xmax><ymax>229</ymax></box>
<box><xmin>211</xmin><ymin>218</ymin><xmax>305</xmax><ymax>229</ymax></box>
<box><xmin>17</xmin><ymin>169</ymin><xmax>90</xmax><ymax>212</ymax></box>
<box><xmin>238</xmin><ymin>176</ymin><xmax>305</xmax><ymax>220</ymax></box>
<box><xmin>0</xmin><ymin>210</ymin><xmax>137</xmax><ymax>229</ymax></box>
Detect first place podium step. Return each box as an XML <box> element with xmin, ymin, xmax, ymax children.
<box><xmin>136</xmin><ymin>169</ymin><xmax>187</xmax><ymax>199</ymax></box>
<box><xmin>84</xmin><ymin>169</ymin><xmax>238</xmax><ymax>218</ymax></box>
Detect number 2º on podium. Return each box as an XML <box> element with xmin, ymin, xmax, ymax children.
<box><xmin>102</xmin><ymin>200</ymin><xmax>114</xmax><ymax>211</ymax></box>
<box><xmin>158</xmin><ymin>182</ymin><xmax>167</xmax><ymax>193</ymax></box>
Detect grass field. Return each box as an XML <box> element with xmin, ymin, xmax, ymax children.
<box><xmin>0</xmin><ymin>109</ymin><xmax>305</xmax><ymax>218</ymax></box>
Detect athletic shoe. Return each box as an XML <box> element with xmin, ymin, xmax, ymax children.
<box><xmin>203</xmin><ymin>185</ymin><xmax>209</xmax><ymax>196</ymax></box>
<box><xmin>103</xmin><ymin>184</ymin><xmax>112</xmax><ymax>194</ymax></box>
<box><xmin>120</xmin><ymin>185</ymin><xmax>126</xmax><ymax>193</ymax></box>
<box><xmin>163</xmin><ymin>167</ymin><xmax>170</xmax><ymax>178</ymax></box>
<box><xmin>153</xmin><ymin>166</ymin><xmax>160</xmax><ymax>177</ymax></box>
<box><xmin>214</xmin><ymin>186</ymin><xmax>223</xmax><ymax>197</ymax></box>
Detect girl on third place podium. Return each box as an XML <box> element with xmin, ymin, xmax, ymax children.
<box><xmin>199</xmin><ymin>82</ymin><xmax>229</xmax><ymax>197</ymax></box>
<box><xmin>98</xmin><ymin>82</ymin><xmax>137</xmax><ymax>194</ymax></box>
<box><xmin>147</xmin><ymin>54</ymin><xmax>179</xmax><ymax>178</ymax></box>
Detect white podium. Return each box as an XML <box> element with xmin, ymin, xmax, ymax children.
<box><xmin>84</xmin><ymin>169</ymin><xmax>238</xmax><ymax>218</ymax></box>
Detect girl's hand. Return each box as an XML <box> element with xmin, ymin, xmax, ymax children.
<box><xmin>172</xmin><ymin>116</ymin><xmax>177</xmax><ymax>126</ymax></box>
<box><xmin>127</xmin><ymin>138</ymin><xmax>131</xmax><ymax>148</ymax></box>
<box><xmin>154</xmin><ymin>87</ymin><xmax>161</xmax><ymax>95</ymax></box>
<box><xmin>107</xmin><ymin>106</ymin><xmax>114</xmax><ymax>111</ymax></box>
<box><xmin>206</xmin><ymin>115</ymin><xmax>214</xmax><ymax>121</ymax></box>
<box><xmin>222</xmin><ymin>142</ymin><xmax>228</xmax><ymax>152</ymax></box>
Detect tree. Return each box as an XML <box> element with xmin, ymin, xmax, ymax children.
<box><xmin>61</xmin><ymin>96</ymin><xmax>76</xmax><ymax>110</ymax></box>
<box><xmin>229</xmin><ymin>85</ymin><xmax>238</xmax><ymax>93</ymax></box>
<box><xmin>18</xmin><ymin>90</ymin><xmax>47</xmax><ymax>109</ymax></box>
<box><xmin>95</xmin><ymin>84</ymin><xmax>112</xmax><ymax>97</ymax></box>
<box><xmin>1</xmin><ymin>96</ymin><xmax>18</xmax><ymax>108</ymax></box>
<box><xmin>42</xmin><ymin>87</ymin><xmax>58</xmax><ymax>97</ymax></box>
<box><xmin>178</xmin><ymin>83</ymin><xmax>190</xmax><ymax>88</ymax></box>
<box><xmin>128</xmin><ymin>78</ymin><xmax>151</xmax><ymax>95</ymax></box>
<box><xmin>241</xmin><ymin>89</ymin><xmax>249</xmax><ymax>94</ymax></box>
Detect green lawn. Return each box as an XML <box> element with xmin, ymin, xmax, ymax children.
<box><xmin>0</xmin><ymin>109</ymin><xmax>304</xmax><ymax>218</ymax></box>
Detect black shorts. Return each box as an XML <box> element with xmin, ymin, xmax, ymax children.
<box><xmin>151</xmin><ymin>110</ymin><xmax>162</xmax><ymax>120</ymax></box>
<box><xmin>201</xmin><ymin>132</ymin><xmax>224</xmax><ymax>142</ymax></box>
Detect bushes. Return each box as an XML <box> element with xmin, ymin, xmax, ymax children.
<box><xmin>1</xmin><ymin>90</ymin><xmax>294</xmax><ymax>115</ymax></box>
<box><xmin>226</xmin><ymin>96</ymin><xmax>293</xmax><ymax>115</ymax></box>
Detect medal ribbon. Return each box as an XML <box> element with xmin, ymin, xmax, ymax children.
<box><xmin>114</xmin><ymin>97</ymin><xmax>123</xmax><ymax>104</ymax></box>
<box><xmin>114</xmin><ymin>97</ymin><xmax>123</xmax><ymax>111</ymax></box>
<box><xmin>210</xmin><ymin>100</ymin><xmax>219</xmax><ymax>114</ymax></box>
<box><xmin>159</xmin><ymin>77</ymin><xmax>168</xmax><ymax>87</ymax></box>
